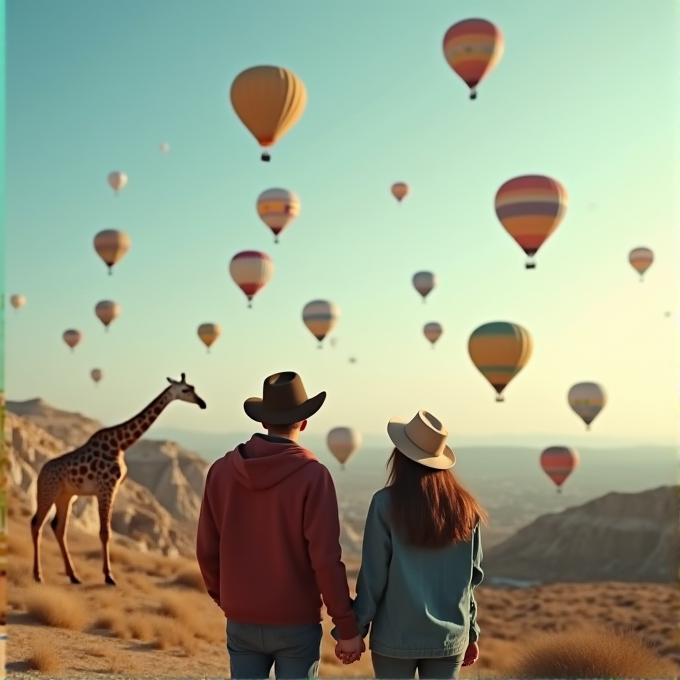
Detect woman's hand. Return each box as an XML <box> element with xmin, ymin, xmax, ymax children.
<box><xmin>462</xmin><ymin>641</ymin><xmax>479</xmax><ymax>666</ymax></box>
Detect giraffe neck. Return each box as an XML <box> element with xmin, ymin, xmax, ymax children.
<box><xmin>106</xmin><ymin>387</ymin><xmax>175</xmax><ymax>452</ymax></box>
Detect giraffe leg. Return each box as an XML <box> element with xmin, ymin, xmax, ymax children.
<box><xmin>96</xmin><ymin>492</ymin><xmax>116</xmax><ymax>586</ymax></box>
<box><xmin>51</xmin><ymin>494</ymin><xmax>81</xmax><ymax>584</ymax></box>
<box><xmin>31</xmin><ymin>493</ymin><xmax>56</xmax><ymax>584</ymax></box>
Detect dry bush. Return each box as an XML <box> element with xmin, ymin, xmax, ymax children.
<box><xmin>512</xmin><ymin>624</ymin><xmax>677</xmax><ymax>679</ymax></box>
<box><xmin>171</xmin><ymin>565</ymin><xmax>207</xmax><ymax>593</ymax></box>
<box><xmin>156</xmin><ymin>591</ymin><xmax>202</xmax><ymax>629</ymax></box>
<box><xmin>127</xmin><ymin>613</ymin><xmax>156</xmax><ymax>641</ymax></box>
<box><xmin>87</xmin><ymin>588</ymin><xmax>119</xmax><ymax>609</ymax></box>
<box><xmin>24</xmin><ymin>584</ymin><xmax>89</xmax><ymax>631</ymax></box>
<box><xmin>152</xmin><ymin>616</ymin><xmax>184</xmax><ymax>649</ymax></box>
<box><xmin>123</xmin><ymin>572</ymin><xmax>156</xmax><ymax>593</ymax></box>
<box><xmin>26</xmin><ymin>642</ymin><xmax>62</xmax><ymax>673</ymax></box>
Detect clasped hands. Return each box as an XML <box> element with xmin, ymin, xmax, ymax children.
<box><xmin>334</xmin><ymin>635</ymin><xmax>365</xmax><ymax>665</ymax></box>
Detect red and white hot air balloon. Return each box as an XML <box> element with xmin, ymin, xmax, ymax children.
<box><xmin>256</xmin><ymin>188</ymin><xmax>301</xmax><ymax>243</ymax></box>
<box><xmin>229</xmin><ymin>251</ymin><xmax>274</xmax><ymax>308</ymax></box>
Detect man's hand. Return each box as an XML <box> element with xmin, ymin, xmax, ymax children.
<box><xmin>462</xmin><ymin>641</ymin><xmax>479</xmax><ymax>667</ymax></box>
<box><xmin>334</xmin><ymin>635</ymin><xmax>365</xmax><ymax>664</ymax></box>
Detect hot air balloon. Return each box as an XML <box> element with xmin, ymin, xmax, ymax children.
<box><xmin>63</xmin><ymin>330</ymin><xmax>82</xmax><ymax>352</ymax></box>
<box><xmin>567</xmin><ymin>382</ymin><xmax>606</xmax><ymax>431</ymax></box>
<box><xmin>494</xmin><ymin>176</ymin><xmax>568</xmax><ymax>269</ymax></box>
<box><xmin>391</xmin><ymin>183</ymin><xmax>409</xmax><ymax>202</ymax></box>
<box><xmin>91</xmin><ymin>369</ymin><xmax>103</xmax><ymax>385</ymax></box>
<box><xmin>468</xmin><ymin>322</ymin><xmax>533</xmax><ymax>402</ymax></box>
<box><xmin>540</xmin><ymin>446</ymin><xmax>579</xmax><ymax>493</ymax></box>
<box><xmin>230</xmin><ymin>66</ymin><xmax>307</xmax><ymax>162</ymax></box>
<box><xmin>229</xmin><ymin>251</ymin><xmax>274</xmax><ymax>308</ymax></box>
<box><xmin>95</xmin><ymin>301</ymin><xmax>121</xmax><ymax>331</ymax></box>
<box><xmin>412</xmin><ymin>271</ymin><xmax>437</xmax><ymax>303</ymax></box>
<box><xmin>256</xmin><ymin>188</ymin><xmax>301</xmax><ymax>243</ymax></box>
<box><xmin>629</xmin><ymin>247</ymin><xmax>654</xmax><ymax>281</ymax></box>
<box><xmin>94</xmin><ymin>230</ymin><xmax>131</xmax><ymax>275</ymax></box>
<box><xmin>107</xmin><ymin>171</ymin><xmax>128</xmax><ymax>195</ymax></box>
<box><xmin>159</xmin><ymin>142</ymin><xmax>170</xmax><ymax>154</ymax></box>
<box><xmin>9</xmin><ymin>295</ymin><xmax>26</xmax><ymax>312</ymax></box>
<box><xmin>197</xmin><ymin>323</ymin><xmax>222</xmax><ymax>353</ymax></box>
<box><xmin>442</xmin><ymin>19</ymin><xmax>504</xmax><ymax>100</ymax></box>
<box><xmin>327</xmin><ymin>427</ymin><xmax>362</xmax><ymax>470</ymax></box>
<box><xmin>302</xmin><ymin>300</ymin><xmax>340</xmax><ymax>348</ymax></box>
<box><xmin>423</xmin><ymin>322</ymin><xmax>443</xmax><ymax>348</ymax></box>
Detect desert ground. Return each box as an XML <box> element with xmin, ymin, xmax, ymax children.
<box><xmin>6</xmin><ymin>503</ymin><xmax>679</xmax><ymax>679</ymax></box>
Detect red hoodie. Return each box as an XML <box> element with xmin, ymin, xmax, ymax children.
<box><xmin>196</xmin><ymin>434</ymin><xmax>360</xmax><ymax>640</ymax></box>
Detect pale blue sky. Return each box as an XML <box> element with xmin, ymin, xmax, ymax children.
<box><xmin>6</xmin><ymin>0</ymin><xmax>678</xmax><ymax>443</ymax></box>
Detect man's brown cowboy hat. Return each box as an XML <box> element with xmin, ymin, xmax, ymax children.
<box><xmin>243</xmin><ymin>371</ymin><xmax>326</xmax><ymax>425</ymax></box>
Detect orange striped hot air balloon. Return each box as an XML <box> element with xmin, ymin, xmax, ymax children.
<box><xmin>256</xmin><ymin>188</ymin><xmax>301</xmax><ymax>243</ymax></box>
<box><xmin>468</xmin><ymin>322</ymin><xmax>533</xmax><ymax>402</ymax></box>
<box><xmin>495</xmin><ymin>175</ymin><xmax>568</xmax><ymax>269</ymax></box>
<box><xmin>391</xmin><ymin>183</ymin><xmax>409</xmax><ymax>202</ymax></box>
<box><xmin>540</xmin><ymin>446</ymin><xmax>579</xmax><ymax>493</ymax></box>
<box><xmin>94</xmin><ymin>230</ymin><xmax>131</xmax><ymax>275</ymax></box>
<box><xmin>230</xmin><ymin>66</ymin><xmax>307</xmax><ymax>162</ymax></box>
<box><xmin>629</xmin><ymin>247</ymin><xmax>654</xmax><ymax>281</ymax></box>
<box><xmin>229</xmin><ymin>251</ymin><xmax>274</xmax><ymax>308</ymax></box>
<box><xmin>442</xmin><ymin>19</ymin><xmax>504</xmax><ymax>100</ymax></box>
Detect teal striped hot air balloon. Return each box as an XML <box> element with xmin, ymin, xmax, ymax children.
<box><xmin>467</xmin><ymin>322</ymin><xmax>533</xmax><ymax>402</ymax></box>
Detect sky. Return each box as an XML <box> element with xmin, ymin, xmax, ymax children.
<box><xmin>5</xmin><ymin>0</ymin><xmax>679</xmax><ymax>445</ymax></box>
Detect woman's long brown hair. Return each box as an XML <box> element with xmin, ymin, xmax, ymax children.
<box><xmin>386</xmin><ymin>448</ymin><xmax>488</xmax><ymax>549</ymax></box>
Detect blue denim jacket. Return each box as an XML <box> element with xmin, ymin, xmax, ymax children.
<box><xmin>333</xmin><ymin>487</ymin><xmax>483</xmax><ymax>659</ymax></box>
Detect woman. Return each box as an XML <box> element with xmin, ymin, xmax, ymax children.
<box><xmin>334</xmin><ymin>409</ymin><xmax>487</xmax><ymax>679</ymax></box>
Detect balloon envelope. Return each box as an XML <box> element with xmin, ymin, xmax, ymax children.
<box><xmin>229</xmin><ymin>251</ymin><xmax>274</xmax><ymax>306</ymax></box>
<box><xmin>629</xmin><ymin>247</ymin><xmax>654</xmax><ymax>277</ymax></box>
<box><xmin>256</xmin><ymin>188</ymin><xmax>301</xmax><ymax>241</ymax></box>
<box><xmin>541</xmin><ymin>446</ymin><xmax>579</xmax><ymax>488</ymax></box>
<box><xmin>159</xmin><ymin>142</ymin><xmax>170</xmax><ymax>154</ymax></box>
<box><xmin>107</xmin><ymin>171</ymin><xmax>128</xmax><ymax>192</ymax></box>
<box><xmin>468</xmin><ymin>322</ymin><xmax>533</xmax><ymax>400</ymax></box>
<box><xmin>391</xmin><ymin>183</ymin><xmax>409</xmax><ymax>202</ymax></box>
<box><xmin>412</xmin><ymin>271</ymin><xmax>437</xmax><ymax>300</ymax></box>
<box><xmin>63</xmin><ymin>329</ymin><xmax>82</xmax><ymax>349</ymax></box>
<box><xmin>423</xmin><ymin>322</ymin><xmax>443</xmax><ymax>345</ymax></box>
<box><xmin>442</xmin><ymin>19</ymin><xmax>504</xmax><ymax>98</ymax></box>
<box><xmin>198</xmin><ymin>323</ymin><xmax>222</xmax><ymax>349</ymax></box>
<box><xmin>495</xmin><ymin>175</ymin><xmax>568</xmax><ymax>267</ymax></box>
<box><xmin>91</xmin><ymin>369</ymin><xmax>103</xmax><ymax>383</ymax></box>
<box><xmin>10</xmin><ymin>294</ymin><xmax>26</xmax><ymax>310</ymax></box>
<box><xmin>95</xmin><ymin>301</ymin><xmax>121</xmax><ymax>328</ymax></box>
<box><xmin>94</xmin><ymin>230</ymin><xmax>131</xmax><ymax>272</ymax></box>
<box><xmin>327</xmin><ymin>427</ymin><xmax>362</xmax><ymax>466</ymax></box>
<box><xmin>568</xmin><ymin>382</ymin><xmax>606</xmax><ymax>429</ymax></box>
<box><xmin>230</xmin><ymin>66</ymin><xmax>307</xmax><ymax>160</ymax></box>
<box><xmin>302</xmin><ymin>300</ymin><xmax>340</xmax><ymax>342</ymax></box>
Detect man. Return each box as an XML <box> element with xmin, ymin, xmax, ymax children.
<box><xmin>196</xmin><ymin>371</ymin><xmax>364</xmax><ymax>679</ymax></box>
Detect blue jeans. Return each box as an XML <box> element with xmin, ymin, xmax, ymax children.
<box><xmin>226</xmin><ymin>620</ymin><xmax>323</xmax><ymax>679</ymax></box>
<box><xmin>371</xmin><ymin>651</ymin><xmax>464</xmax><ymax>679</ymax></box>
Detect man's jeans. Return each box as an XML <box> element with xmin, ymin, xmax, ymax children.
<box><xmin>227</xmin><ymin>620</ymin><xmax>323</xmax><ymax>680</ymax></box>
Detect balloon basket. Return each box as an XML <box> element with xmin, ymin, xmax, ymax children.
<box><xmin>469</xmin><ymin>89</ymin><xmax>477</xmax><ymax>100</ymax></box>
<box><xmin>557</xmin><ymin>488</ymin><xmax>562</xmax><ymax>494</ymax></box>
<box><xmin>261</xmin><ymin>152</ymin><xmax>271</xmax><ymax>162</ymax></box>
<box><xmin>495</xmin><ymin>395</ymin><xmax>504</xmax><ymax>403</ymax></box>
<box><xmin>525</xmin><ymin>262</ymin><xmax>536</xmax><ymax>270</ymax></box>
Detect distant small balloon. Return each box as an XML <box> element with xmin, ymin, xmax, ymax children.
<box><xmin>629</xmin><ymin>247</ymin><xmax>654</xmax><ymax>281</ymax></box>
<box><xmin>540</xmin><ymin>446</ymin><xmax>579</xmax><ymax>493</ymax></box>
<box><xmin>256</xmin><ymin>188</ymin><xmax>301</xmax><ymax>243</ymax></box>
<box><xmin>412</xmin><ymin>271</ymin><xmax>437</xmax><ymax>303</ymax></box>
<box><xmin>63</xmin><ymin>329</ymin><xmax>82</xmax><ymax>352</ymax></box>
<box><xmin>10</xmin><ymin>294</ymin><xmax>26</xmax><ymax>311</ymax></box>
<box><xmin>391</xmin><ymin>183</ymin><xmax>409</xmax><ymax>202</ymax></box>
<box><xmin>107</xmin><ymin>171</ymin><xmax>128</xmax><ymax>195</ymax></box>
<box><xmin>94</xmin><ymin>230</ymin><xmax>131</xmax><ymax>275</ymax></box>
<box><xmin>302</xmin><ymin>300</ymin><xmax>340</xmax><ymax>348</ymax></box>
<box><xmin>423</xmin><ymin>322</ymin><xmax>443</xmax><ymax>347</ymax></box>
<box><xmin>197</xmin><ymin>323</ymin><xmax>222</xmax><ymax>353</ymax></box>
<box><xmin>327</xmin><ymin>427</ymin><xmax>362</xmax><ymax>470</ymax></box>
<box><xmin>229</xmin><ymin>251</ymin><xmax>274</xmax><ymax>308</ymax></box>
<box><xmin>567</xmin><ymin>382</ymin><xmax>606</xmax><ymax>431</ymax></box>
<box><xmin>91</xmin><ymin>369</ymin><xmax>103</xmax><ymax>384</ymax></box>
<box><xmin>95</xmin><ymin>301</ymin><xmax>121</xmax><ymax>331</ymax></box>
<box><xmin>159</xmin><ymin>142</ymin><xmax>170</xmax><ymax>154</ymax></box>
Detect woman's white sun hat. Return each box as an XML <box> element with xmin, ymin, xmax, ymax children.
<box><xmin>387</xmin><ymin>409</ymin><xmax>456</xmax><ymax>470</ymax></box>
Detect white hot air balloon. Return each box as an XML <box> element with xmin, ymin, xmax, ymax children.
<box><xmin>568</xmin><ymin>382</ymin><xmax>606</xmax><ymax>431</ymax></box>
<box><xmin>412</xmin><ymin>271</ymin><xmax>437</xmax><ymax>302</ymax></box>
<box><xmin>423</xmin><ymin>322</ymin><xmax>443</xmax><ymax>347</ymax></box>
<box><xmin>159</xmin><ymin>142</ymin><xmax>170</xmax><ymax>154</ymax></box>
<box><xmin>107</xmin><ymin>171</ymin><xmax>128</xmax><ymax>195</ymax></box>
<box><xmin>327</xmin><ymin>427</ymin><xmax>362</xmax><ymax>470</ymax></box>
<box><xmin>302</xmin><ymin>300</ymin><xmax>340</xmax><ymax>348</ymax></box>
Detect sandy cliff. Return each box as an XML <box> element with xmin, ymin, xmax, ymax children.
<box><xmin>483</xmin><ymin>485</ymin><xmax>679</xmax><ymax>584</ymax></box>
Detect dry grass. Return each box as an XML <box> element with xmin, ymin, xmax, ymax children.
<box><xmin>23</xmin><ymin>584</ymin><xmax>89</xmax><ymax>630</ymax></box>
<box><xmin>171</xmin><ymin>564</ymin><xmax>207</xmax><ymax>592</ymax></box>
<box><xmin>512</xmin><ymin>624</ymin><xmax>677</xmax><ymax>679</ymax></box>
<box><xmin>25</xmin><ymin>641</ymin><xmax>62</xmax><ymax>673</ymax></box>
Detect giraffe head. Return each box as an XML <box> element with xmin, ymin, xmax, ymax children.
<box><xmin>166</xmin><ymin>373</ymin><xmax>207</xmax><ymax>409</ymax></box>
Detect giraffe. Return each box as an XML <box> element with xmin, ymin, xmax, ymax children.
<box><xmin>31</xmin><ymin>373</ymin><xmax>207</xmax><ymax>586</ymax></box>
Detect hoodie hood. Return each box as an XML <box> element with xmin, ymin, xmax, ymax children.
<box><xmin>227</xmin><ymin>434</ymin><xmax>317</xmax><ymax>490</ymax></box>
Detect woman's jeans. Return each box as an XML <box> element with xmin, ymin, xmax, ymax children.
<box><xmin>371</xmin><ymin>651</ymin><xmax>465</xmax><ymax>679</ymax></box>
<box><xmin>227</xmin><ymin>620</ymin><xmax>323</xmax><ymax>679</ymax></box>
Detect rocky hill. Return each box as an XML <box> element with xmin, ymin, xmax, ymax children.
<box><xmin>483</xmin><ymin>485</ymin><xmax>679</xmax><ymax>584</ymax></box>
<box><xmin>5</xmin><ymin>398</ymin><xmax>362</xmax><ymax>558</ymax></box>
